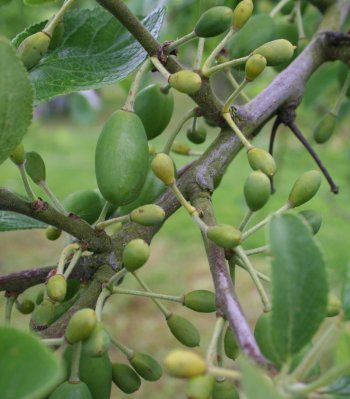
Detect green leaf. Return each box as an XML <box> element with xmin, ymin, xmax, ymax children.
<box><xmin>0</xmin><ymin>325</ymin><xmax>64</xmax><ymax>399</ymax></box>
<box><xmin>269</xmin><ymin>213</ymin><xmax>328</xmax><ymax>362</ymax></box>
<box><xmin>342</xmin><ymin>264</ymin><xmax>350</xmax><ymax>321</ymax></box>
<box><xmin>14</xmin><ymin>7</ymin><xmax>164</xmax><ymax>104</ymax></box>
<box><xmin>0</xmin><ymin>37</ymin><xmax>33</xmax><ymax>165</ymax></box>
<box><xmin>0</xmin><ymin>211</ymin><xmax>47</xmax><ymax>231</ymax></box>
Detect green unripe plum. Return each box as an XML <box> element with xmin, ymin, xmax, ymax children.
<box><xmin>298</xmin><ymin>209</ymin><xmax>322</xmax><ymax>235</ymax></box>
<box><xmin>25</xmin><ymin>151</ymin><xmax>46</xmax><ymax>184</ymax></box>
<box><xmin>130</xmin><ymin>204</ymin><xmax>165</xmax><ymax>226</ymax></box>
<box><xmin>195</xmin><ymin>6</ymin><xmax>233</xmax><ymax>38</ymax></box>
<box><xmin>168</xmin><ymin>71</ymin><xmax>202</xmax><ymax>94</ymax></box>
<box><xmin>207</xmin><ymin>224</ymin><xmax>241</xmax><ymax>249</ymax></box>
<box><xmin>166</xmin><ymin>313</ymin><xmax>201</xmax><ymax>347</ymax></box>
<box><xmin>17</xmin><ymin>31</ymin><xmax>51</xmax><ymax>70</ymax></box>
<box><xmin>134</xmin><ymin>84</ymin><xmax>174</xmax><ymax>140</ymax></box>
<box><xmin>129</xmin><ymin>352</ymin><xmax>163</xmax><ymax>381</ymax></box>
<box><xmin>253</xmin><ymin>39</ymin><xmax>296</xmax><ymax>66</ymax></box>
<box><xmin>244</xmin><ymin>171</ymin><xmax>271</xmax><ymax>211</ymax></box>
<box><xmin>49</xmin><ymin>20</ymin><xmax>64</xmax><ymax>50</ymax></box>
<box><xmin>313</xmin><ymin>113</ymin><xmax>337</xmax><ymax>144</ymax></box>
<box><xmin>326</xmin><ymin>293</ymin><xmax>341</xmax><ymax>317</ymax></box>
<box><xmin>63</xmin><ymin>190</ymin><xmax>103</xmax><ymax>224</ymax></box>
<box><xmin>187</xmin><ymin>126</ymin><xmax>207</xmax><ymax>144</ymax></box>
<box><xmin>275</xmin><ymin>16</ymin><xmax>298</xmax><ymax>45</ymax></box>
<box><xmin>122</xmin><ymin>239</ymin><xmax>150</xmax><ymax>271</ymax></box>
<box><xmin>172</xmin><ymin>141</ymin><xmax>191</xmax><ymax>155</ymax></box>
<box><xmin>183</xmin><ymin>290</ymin><xmax>216</xmax><ymax>313</ymax></box>
<box><xmin>46</xmin><ymin>226</ymin><xmax>62</xmax><ymax>241</ymax></box>
<box><xmin>254</xmin><ymin>312</ymin><xmax>280</xmax><ymax>365</ymax></box>
<box><xmin>186</xmin><ymin>375</ymin><xmax>215</xmax><ymax>399</ymax></box>
<box><xmin>47</xmin><ymin>274</ymin><xmax>67</xmax><ymax>303</ymax></box>
<box><xmin>30</xmin><ymin>299</ymin><xmax>55</xmax><ymax>330</ymax></box>
<box><xmin>288</xmin><ymin>170</ymin><xmax>322</xmax><ymax>208</ymax></box>
<box><xmin>35</xmin><ymin>288</ymin><xmax>45</xmax><ymax>305</ymax></box>
<box><xmin>164</xmin><ymin>350</ymin><xmax>206</xmax><ymax>378</ymax></box>
<box><xmin>10</xmin><ymin>144</ymin><xmax>25</xmax><ymax>165</ymax></box>
<box><xmin>247</xmin><ymin>147</ymin><xmax>276</xmax><ymax>177</ymax></box>
<box><xmin>95</xmin><ymin>110</ymin><xmax>149</xmax><ymax>205</ymax></box>
<box><xmin>151</xmin><ymin>153</ymin><xmax>175</xmax><ymax>185</ymax></box>
<box><xmin>48</xmin><ymin>381</ymin><xmax>93</xmax><ymax>399</ymax></box>
<box><xmin>65</xmin><ymin>308</ymin><xmax>97</xmax><ymax>344</ymax></box>
<box><xmin>245</xmin><ymin>54</ymin><xmax>267</xmax><ymax>82</ymax></box>
<box><xmin>82</xmin><ymin>323</ymin><xmax>110</xmax><ymax>357</ymax></box>
<box><xmin>232</xmin><ymin>0</ymin><xmax>254</xmax><ymax>30</ymax></box>
<box><xmin>224</xmin><ymin>327</ymin><xmax>239</xmax><ymax>360</ymax></box>
<box><xmin>16</xmin><ymin>299</ymin><xmax>35</xmax><ymax>314</ymax></box>
<box><xmin>212</xmin><ymin>379</ymin><xmax>240</xmax><ymax>399</ymax></box>
<box><xmin>111</xmin><ymin>363</ymin><xmax>141</xmax><ymax>394</ymax></box>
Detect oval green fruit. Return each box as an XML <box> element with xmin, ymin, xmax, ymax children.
<box><xmin>326</xmin><ymin>293</ymin><xmax>341</xmax><ymax>317</ymax></box>
<box><xmin>207</xmin><ymin>224</ymin><xmax>241</xmax><ymax>249</ymax></box>
<box><xmin>164</xmin><ymin>350</ymin><xmax>206</xmax><ymax>378</ymax></box>
<box><xmin>130</xmin><ymin>204</ymin><xmax>165</xmax><ymax>226</ymax></box>
<box><xmin>63</xmin><ymin>190</ymin><xmax>103</xmax><ymax>224</ymax></box>
<box><xmin>313</xmin><ymin>113</ymin><xmax>337</xmax><ymax>144</ymax></box>
<box><xmin>247</xmin><ymin>147</ymin><xmax>276</xmax><ymax>177</ymax></box>
<box><xmin>253</xmin><ymin>39</ymin><xmax>296</xmax><ymax>66</ymax></box>
<box><xmin>17</xmin><ymin>31</ymin><xmax>51</xmax><ymax>70</ymax></box>
<box><xmin>224</xmin><ymin>327</ymin><xmax>239</xmax><ymax>360</ymax></box>
<box><xmin>172</xmin><ymin>141</ymin><xmax>191</xmax><ymax>155</ymax></box>
<box><xmin>122</xmin><ymin>239</ymin><xmax>150</xmax><ymax>272</ymax></box>
<box><xmin>16</xmin><ymin>299</ymin><xmax>35</xmax><ymax>315</ymax></box>
<box><xmin>288</xmin><ymin>170</ymin><xmax>322</xmax><ymax>208</ymax></box>
<box><xmin>245</xmin><ymin>54</ymin><xmax>266</xmax><ymax>82</ymax></box>
<box><xmin>30</xmin><ymin>299</ymin><xmax>55</xmax><ymax>330</ymax></box>
<box><xmin>129</xmin><ymin>352</ymin><xmax>162</xmax><ymax>381</ymax></box>
<box><xmin>232</xmin><ymin>0</ymin><xmax>254</xmax><ymax>31</ymax></box>
<box><xmin>244</xmin><ymin>170</ymin><xmax>271</xmax><ymax>212</ymax></box>
<box><xmin>254</xmin><ymin>312</ymin><xmax>280</xmax><ymax>365</ymax></box>
<box><xmin>82</xmin><ymin>323</ymin><xmax>110</xmax><ymax>357</ymax></box>
<box><xmin>195</xmin><ymin>6</ymin><xmax>233</xmax><ymax>38</ymax></box>
<box><xmin>166</xmin><ymin>313</ymin><xmax>201</xmax><ymax>347</ymax></box>
<box><xmin>65</xmin><ymin>308</ymin><xmax>97</xmax><ymax>344</ymax></box>
<box><xmin>48</xmin><ymin>381</ymin><xmax>93</xmax><ymax>399</ymax></box>
<box><xmin>168</xmin><ymin>71</ymin><xmax>202</xmax><ymax>95</ymax></box>
<box><xmin>111</xmin><ymin>363</ymin><xmax>141</xmax><ymax>394</ymax></box>
<box><xmin>298</xmin><ymin>209</ymin><xmax>322</xmax><ymax>235</ymax></box>
<box><xmin>10</xmin><ymin>143</ymin><xmax>25</xmax><ymax>165</ymax></box>
<box><xmin>25</xmin><ymin>151</ymin><xmax>46</xmax><ymax>184</ymax></box>
<box><xmin>183</xmin><ymin>290</ymin><xmax>216</xmax><ymax>313</ymax></box>
<box><xmin>46</xmin><ymin>226</ymin><xmax>62</xmax><ymax>241</ymax></box>
<box><xmin>47</xmin><ymin>274</ymin><xmax>67</xmax><ymax>303</ymax></box>
<box><xmin>95</xmin><ymin>110</ymin><xmax>149</xmax><ymax>205</ymax></box>
<box><xmin>151</xmin><ymin>153</ymin><xmax>175</xmax><ymax>185</ymax></box>
<box><xmin>134</xmin><ymin>84</ymin><xmax>174</xmax><ymax>140</ymax></box>
<box><xmin>187</xmin><ymin>375</ymin><xmax>215</xmax><ymax>399</ymax></box>
<box><xmin>212</xmin><ymin>379</ymin><xmax>240</xmax><ymax>399</ymax></box>
<box><xmin>187</xmin><ymin>126</ymin><xmax>207</xmax><ymax>144</ymax></box>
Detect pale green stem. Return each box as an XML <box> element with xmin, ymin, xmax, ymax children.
<box><xmin>222</xmin><ymin>112</ymin><xmax>252</xmax><ymax>150</ymax></box>
<box><xmin>132</xmin><ymin>272</ymin><xmax>171</xmax><ymax>318</ymax></box>
<box><xmin>166</xmin><ymin>31</ymin><xmax>197</xmax><ymax>53</ymax></box>
<box><xmin>5</xmin><ymin>297</ymin><xmax>15</xmax><ymax>323</ymax></box>
<box><xmin>239</xmin><ymin>209</ymin><xmax>253</xmax><ymax>231</ymax></box>
<box><xmin>170</xmin><ymin>182</ymin><xmax>198</xmax><ymax>218</ymax></box>
<box><xmin>242</xmin><ymin>203</ymin><xmax>291</xmax><ymax>241</ymax></box>
<box><xmin>332</xmin><ymin>70</ymin><xmax>350</xmax><ymax>115</ymax></box>
<box><xmin>208</xmin><ymin>366</ymin><xmax>241</xmax><ymax>381</ymax></box>
<box><xmin>223</xmin><ymin>80</ymin><xmax>249</xmax><ymax>113</ymax></box>
<box><xmin>226</xmin><ymin>70</ymin><xmax>251</xmax><ymax>102</ymax></box>
<box><xmin>106</xmin><ymin>269</ymin><xmax>128</xmax><ymax>291</ymax></box>
<box><xmin>245</xmin><ymin>245</ymin><xmax>269</xmax><ymax>256</ymax></box>
<box><xmin>95</xmin><ymin>288</ymin><xmax>111</xmax><ymax>322</ymax></box>
<box><xmin>112</xmin><ymin>287</ymin><xmax>183</xmax><ymax>303</ymax></box>
<box><xmin>95</xmin><ymin>214</ymin><xmax>130</xmax><ymax>231</ymax></box>
<box><xmin>234</xmin><ymin>257</ymin><xmax>270</xmax><ymax>282</ymax></box>
<box><xmin>235</xmin><ymin>246</ymin><xmax>271</xmax><ymax>312</ymax></box>
<box><xmin>194</xmin><ymin>37</ymin><xmax>205</xmax><ymax>70</ymax></box>
<box><xmin>69</xmin><ymin>342</ymin><xmax>82</xmax><ymax>383</ymax></box>
<box><xmin>41</xmin><ymin>337</ymin><xmax>66</xmax><ymax>346</ymax></box>
<box><xmin>110</xmin><ymin>336</ymin><xmax>134</xmax><ymax>359</ymax></box>
<box><xmin>39</xmin><ymin>180</ymin><xmax>67</xmax><ymax>215</ymax></box>
<box><xmin>94</xmin><ymin>201</ymin><xmax>111</xmax><ymax>225</ymax></box>
<box><xmin>123</xmin><ymin>58</ymin><xmax>151</xmax><ymax>112</ymax></box>
<box><xmin>63</xmin><ymin>248</ymin><xmax>82</xmax><ymax>279</ymax></box>
<box><xmin>150</xmin><ymin>56</ymin><xmax>171</xmax><ymax>80</ymax></box>
<box><xmin>163</xmin><ymin>108</ymin><xmax>196</xmax><ymax>154</ymax></box>
<box><xmin>206</xmin><ymin>317</ymin><xmax>226</xmax><ymax>365</ymax></box>
<box><xmin>44</xmin><ymin>0</ymin><xmax>78</xmax><ymax>36</ymax></box>
<box><xmin>206</xmin><ymin>56</ymin><xmax>250</xmax><ymax>78</ymax></box>
<box><xmin>192</xmin><ymin>210</ymin><xmax>209</xmax><ymax>233</ymax></box>
<box><xmin>270</xmin><ymin>0</ymin><xmax>291</xmax><ymax>18</ymax></box>
<box><xmin>295</xmin><ymin>0</ymin><xmax>306</xmax><ymax>40</ymax></box>
<box><xmin>56</xmin><ymin>243</ymin><xmax>80</xmax><ymax>275</ymax></box>
<box><xmin>17</xmin><ymin>164</ymin><xmax>37</xmax><ymax>202</ymax></box>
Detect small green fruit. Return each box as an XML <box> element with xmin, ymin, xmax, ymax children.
<box><xmin>30</xmin><ymin>299</ymin><xmax>55</xmax><ymax>330</ymax></box>
<box><xmin>168</xmin><ymin>71</ymin><xmax>202</xmax><ymax>95</ymax></box>
<box><xmin>65</xmin><ymin>308</ymin><xmax>97</xmax><ymax>344</ymax></box>
<box><xmin>183</xmin><ymin>290</ymin><xmax>216</xmax><ymax>313</ymax></box>
<box><xmin>111</xmin><ymin>363</ymin><xmax>141</xmax><ymax>394</ymax></box>
<box><xmin>245</xmin><ymin>54</ymin><xmax>267</xmax><ymax>82</ymax></box>
<box><xmin>63</xmin><ymin>190</ymin><xmax>103</xmax><ymax>225</ymax></box>
<box><xmin>122</xmin><ymin>239</ymin><xmax>150</xmax><ymax>272</ymax></box>
<box><xmin>25</xmin><ymin>151</ymin><xmax>46</xmax><ymax>184</ymax></box>
<box><xmin>130</xmin><ymin>204</ymin><xmax>165</xmax><ymax>226</ymax></box>
<box><xmin>298</xmin><ymin>209</ymin><xmax>322</xmax><ymax>235</ymax></box>
<box><xmin>9</xmin><ymin>144</ymin><xmax>25</xmax><ymax>165</ymax></box>
<box><xmin>151</xmin><ymin>153</ymin><xmax>175</xmax><ymax>185</ymax></box>
<box><xmin>247</xmin><ymin>147</ymin><xmax>276</xmax><ymax>177</ymax></box>
<box><xmin>166</xmin><ymin>313</ymin><xmax>201</xmax><ymax>347</ymax></box>
<box><xmin>187</xmin><ymin>375</ymin><xmax>215</xmax><ymax>399</ymax></box>
<box><xmin>164</xmin><ymin>350</ymin><xmax>206</xmax><ymax>378</ymax></box>
<box><xmin>207</xmin><ymin>224</ymin><xmax>241</xmax><ymax>249</ymax></box>
<box><xmin>232</xmin><ymin>0</ymin><xmax>254</xmax><ymax>30</ymax></box>
<box><xmin>195</xmin><ymin>6</ymin><xmax>233</xmax><ymax>38</ymax></box>
<box><xmin>313</xmin><ymin>113</ymin><xmax>337</xmax><ymax>144</ymax></box>
<box><xmin>35</xmin><ymin>288</ymin><xmax>45</xmax><ymax>305</ymax></box>
<box><xmin>212</xmin><ymin>379</ymin><xmax>240</xmax><ymax>399</ymax></box>
<box><xmin>48</xmin><ymin>381</ymin><xmax>93</xmax><ymax>399</ymax></box>
<box><xmin>187</xmin><ymin>126</ymin><xmax>207</xmax><ymax>144</ymax></box>
<box><xmin>172</xmin><ymin>141</ymin><xmax>191</xmax><ymax>155</ymax></box>
<box><xmin>17</xmin><ymin>31</ymin><xmax>51</xmax><ymax>70</ymax></box>
<box><xmin>288</xmin><ymin>170</ymin><xmax>322</xmax><ymax>208</ymax></box>
<box><xmin>253</xmin><ymin>39</ymin><xmax>296</xmax><ymax>66</ymax></box>
<box><xmin>129</xmin><ymin>352</ymin><xmax>163</xmax><ymax>381</ymax></box>
<box><xmin>45</xmin><ymin>226</ymin><xmax>62</xmax><ymax>241</ymax></box>
<box><xmin>47</xmin><ymin>274</ymin><xmax>67</xmax><ymax>303</ymax></box>
<box><xmin>326</xmin><ymin>293</ymin><xmax>341</xmax><ymax>317</ymax></box>
<box><xmin>16</xmin><ymin>299</ymin><xmax>35</xmax><ymax>315</ymax></box>
<box><xmin>82</xmin><ymin>323</ymin><xmax>110</xmax><ymax>357</ymax></box>
<box><xmin>224</xmin><ymin>327</ymin><xmax>239</xmax><ymax>360</ymax></box>
<box><xmin>244</xmin><ymin>171</ymin><xmax>271</xmax><ymax>211</ymax></box>
<box><xmin>254</xmin><ymin>312</ymin><xmax>280</xmax><ymax>365</ymax></box>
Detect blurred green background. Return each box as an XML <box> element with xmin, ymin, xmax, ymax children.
<box><xmin>1</xmin><ymin>0</ymin><xmax>350</xmax><ymax>398</ymax></box>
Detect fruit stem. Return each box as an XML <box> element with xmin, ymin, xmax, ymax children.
<box><xmin>110</xmin><ymin>336</ymin><xmax>134</xmax><ymax>359</ymax></box>
<box><xmin>17</xmin><ymin>163</ymin><xmax>37</xmax><ymax>202</ymax></box>
<box><xmin>294</xmin><ymin>0</ymin><xmax>307</xmax><ymax>41</ymax></box>
<box><xmin>239</xmin><ymin>209</ymin><xmax>253</xmax><ymax>231</ymax></box>
<box><xmin>207</xmin><ymin>365</ymin><xmax>241</xmax><ymax>381</ymax></box>
<box><xmin>123</xmin><ymin>58</ymin><xmax>152</xmax><ymax>112</ymax></box>
<box><xmin>223</xmin><ymin>79</ymin><xmax>249</xmax><ymax>113</ymax></box>
<box><xmin>94</xmin><ymin>201</ymin><xmax>111</xmax><ymax>225</ymax></box>
<box><xmin>233</xmin><ymin>256</ymin><xmax>270</xmax><ymax>282</ymax></box>
<box><xmin>244</xmin><ymin>245</ymin><xmax>269</xmax><ymax>256</ymax></box>
<box><xmin>69</xmin><ymin>341</ymin><xmax>82</xmax><ymax>384</ymax></box>
<box><xmin>56</xmin><ymin>243</ymin><xmax>80</xmax><ymax>275</ymax></box>
<box><xmin>235</xmin><ymin>246</ymin><xmax>271</xmax><ymax>312</ymax></box>
<box><xmin>222</xmin><ymin>112</ymin><xmax>253</xmax><ymax>151</ymax></box>
<box><xmin>205</xmin><ymin>55</ymin><xmax>250</xmax><ymax>78</ymax></box>
<box><xmin>41</xmin><ymin>337</ymin><xmax>66</xmax><ymax>346</ymax></box>
<box><xmin>4</xmin><ymin>296</ymin><xmax>15</xmax><ymax>323</ymax></box>
<box><xmin>150</xmin><ymin>56</ymin><xmax>171</xmax><ymax>81</ymax></box>
<box><xmin>194</xmin><ymin>37</ymin><xmax>205</xmax><ymax>70</ymax></box>
<box><xmin>95</xmin><ymin>288</ymin><xmax>111</xmax><ymax>322</ymax></box>
<box><xmin>206</xmin><ymin>316</ymin><xmax>226</xmax><ymax>365</ymax></box>
<box><xmin>39</xmin><ymin>180</ymin><xmax>67</xmax><ymax>215</ymax></box>
<box><xmin>63</xmin><ymin>248</ymin><xmax>82</xmax><ymax>279</ymax></box>
<box><xmin>95</xmin><ymin>214</ymin><xmax>130</xmax><ymax>231</ymax></box>
<box><xmin>166</xmin><ymin>31</ymin><xmax>197</xmax><ymax>54</ymax></box>
<box><xmin>112</xmin><ymin>287</ymin><xmax>182</xmax><ymax>303</ymax></box>
<box><xmin>226</xmin><ymin>70</ymin><xmax>251</xmax><ymax>102</ymax></box>
<box><xmin>132</xmin><ymin>272</ymin><xmax>172</xmax><ymax>318</ymax></box>
<box><xmin>269</xmin><ymin>0</ymin><xmax>291</xmax><ymax>18</ymax></box>
<box><xmin>44</xmin><ymin>0</ymin><xmax>78</xmax><ymax>36</ymax></box>
<box><xmin>163</xmin><ymin>107</ymin><xmax>197</xmax><ymax>154</ymax></box>
<box><xmin>216</xmin><ymin>322</ymin><xmax>225</xmax><ymax>367</ymax></box>
<box><xmin>106</xmin><ymin>269</ymin><xmax>128</xmax><ymax>291</ymax></box>
<box><xmin>332</xmin><ymin>69</ymin><xmax>350</xmax><ymax>115</ymax></box>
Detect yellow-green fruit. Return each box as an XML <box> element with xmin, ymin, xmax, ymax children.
<box><xmin>45</xmin><ymin>226</ymin><xmax>62</xmax><ymax>241</ymax></box>
<box><xmin>48</xmin><ymin>381</ymin><xmax>93</xmax><ymax>399</ymax></box>
<box><xmin>166</xmin><ymin>313</ymin><xmax>201</xmax><ymax>347</ymax></box>
<box><xmin>212</xmin><ymin>379</ymin><xmax>240</xmax><ymax>399</ymax></box>
<box><xmin>187</xmin><ymin>375</ymin><xmax>215</xmax><ymax>399</ymax></box>
<box><xmin>245</xmin><ymin>54</ymin><xmax>266</xmax><ymax>82</ymax></box>
<box><xmin>326</xmin><ymin>293</ymin><xmax>341</xmax><ymax>317</ymax></box>
<box><xmin>65</xmin><ymin>308</ymin><xmax>97</xmax><ymax>344</ymax></box>
<box><xmin>62</xmin><ymin>189</ymin><xmax>103</xmax><ymax>224</ymax></box>
<box><xmin>47</xmin><ymin>274</ymin><xmax>67</xmax><ymax>303</ymax></box>
<box><xmin>16</xmin><ymin>299</ymin><xmax>35</xmax><ymax>315</ymax></box>
<box><xmin>164</xmin><ymin>350</ymin><xmax>206</xmax><ymax>378</ymax></box>
<box><xmin>172</xmin><ymin>141</ymin><xmax>191</xmax><ymax>155</ymax></box>
<box><xmin>30</xmin><ymin>299</ymin><xmax>55</xmax><ymax>330</ymax></box>
<box><xmin>10</xmin><ymin>144</ymin><xmax>25</xmax><ymax>165</ymax></box>
<box><xmin>195</xmin><ymin>6</ymin><xmax>233</xmax><ymax>38</ymax></box>
<box><xmin>122</xmin><ymin>239</ymin><xmax>150</xmax><ymax>272</ymax></box>
<box><xmin>288</xmin><ymin>170</ymin><xmax>322</xmax><ymax>208</ymax></box>
<box><xmin>49</xmin><ymin>20</ymin><xmax>64</xmax><ymax>50</ymax></box>
<box><xmin>129</xmin><ymin>352</ymin><xmax>162</xmax><ymax>381</ymax></box>
<box><xmin>111</xmin><ymin>363</ymin><xmax>141</xmax><ymax>394</ymax></box>
<box><xmin>243</xmin><ymin>170</ymin><xmax>271</xmax><ymax>211</ymax></box>
<box><xmin>224</xmin><ymin>328</ymin><xmax>239</xmax><ymax>360</ymax></box>
<box><xmin>151</xmin><ymin>153</ymin><xmax>175</xmax><ymax>185</ymax></box>
<box><xmin>313</xmin><ymin>113</ymin><xmax>337</xmax><ymax>144</ymax></box>
<box><xmin>130</xmin><ymin>204</ymin><xmax>165</xmax><ymax>226</ymax></box>
<box><xmin>95</xmin><ymin>110</ymin><xmax>149</xmax><ymax>205</ymax></box>
<box><xmin>247</xmin><ymin>147</ymin><xmax>276</xmax><ymax>177</ymax></box>
<box><xmin>187</xmin><ymin>126</ymin><xmax>207</xmax><ymax>144</ymax></box>
<box><xmin>207</xmin><ymin>224</ymin><xmax>241</xmax><ymax>249</ymax></box>
<box><xmin>253</xmin><ymin>39</ymin><xmax>295</xmax><ymax>66</ymax></box>
<box><xmin>183</xmin><ymin>290</ymin><xmax>216</xmax><ymax>313</ymax></box>
<box><xmin>168</xmin><ymin>71</ymin><xmax>202</xmax><ymax>95</ymax></box>
<box><xmin>17</xmin><ymin>31</ymin><xmax>51</xmax><ymax>70</ymax></box>
<box><xmin>82</xmin><ymin>323</ymin><xmax>110</xmax><ymax>357</ymax></box>
<box><xmin>232</xmin><ymin>0</ymin><xmax>254</xmax><ymax>30</ymax></box>
<box><xmin>299</xmin><ymin>209</ymin><xmax>322</xmax><ymax>235</ymax></box>
<box><xmin>25</xmin><ymin>151</ymin><xmax>46</xmax><ymax>184</ymax></box>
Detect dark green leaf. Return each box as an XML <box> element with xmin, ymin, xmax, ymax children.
<box><xmin>0</xmin><ymin>211</ymin><xmax>47</xmax><ymax>231</ymax></box>
<box><xmin>269</xmin><ymin>213</ymin><xmax>328</xmax><ymax>362</ymax></box>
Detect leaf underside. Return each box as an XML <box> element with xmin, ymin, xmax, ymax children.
<box><xmin>0</xmin><ymin>211</ymin><xmax>47</xmax><ymax>231</ymax></box>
